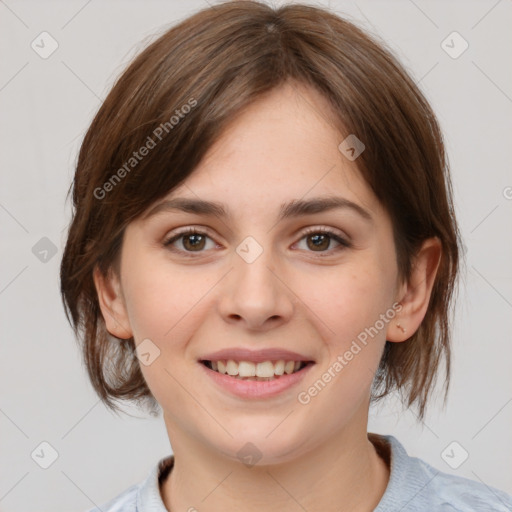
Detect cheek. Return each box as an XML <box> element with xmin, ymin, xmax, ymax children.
<box><xmin>294</xmin><ymin>261</ymin><xmax>396</xmax><ymax>425</ymax></box>
<box><xmin>122</xmin><ymin>275</ymin><xmax>174</xmax><ymax>341</ymax></box>
<box><xmin>299</xmin><ymin>257</ymin><xmax>396</xmax><ymax>350</ymax></box>
<box><xmin>119</xmin><ymin>255</ymin><xmax>217</xmax><ymax>417</ymax></box>
<box><xmin>121</xmin><ymin>248</ymin><xmax>212</xmax><ymax>342</ymax></box>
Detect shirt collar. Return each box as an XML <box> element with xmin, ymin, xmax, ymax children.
<box><xmin>137</xmin><ymin>454</ymin><xmax>174</xmax><ymax>511</ymax></box>
<box><xmin>137</xmin><ymin>434</ymin><xmax>401</xmax><ymax>511</ymax></box>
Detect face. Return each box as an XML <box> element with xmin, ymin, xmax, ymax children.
<box><xmin>100</xmin><ymin>82</ymin><xmax>405</xmax><ymax>464</ymax></box>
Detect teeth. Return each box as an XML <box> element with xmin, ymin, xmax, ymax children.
<box><xmin>274</xmin><ymin>360</ymin><xmax>285</xmax><ymax>375</ymax></box>
<box><xmin>209</xmin><ymin>359</ymin><xmax>306</xmax><ymax>378</ymax></box>
<box><xmin>256</xmin><ymin>361</ymin><xmax>274</xmax><ymax>378</ymax></box>
<box><xmin>284</xmin><ymin>361</ymin><xmax>295</xmax><ymax>374</ymax></box>
<box><xmin>239</xmin><ymin>361</ymin><xmax>256</xmax><ymax>377</ymax></box>
<box><xmin>226</xmin><ymin>360</ymin><xmax>239</xmax><ymax>376</ymax></box>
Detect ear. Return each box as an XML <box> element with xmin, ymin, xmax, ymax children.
<box><xmin>93</xmin><ymin>266</ymin><xmax>133</xmax><ymax>339</ymax></box>
<box><xmin>386</xmin><ymin>237</ymin><xmax>442</xmax><ymax>343</ymax></box>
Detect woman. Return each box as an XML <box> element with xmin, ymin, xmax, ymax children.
<box><xmin>60</xmin><ymin>1</ymin><xmax>512</xmax><ymax>510</ymax></box>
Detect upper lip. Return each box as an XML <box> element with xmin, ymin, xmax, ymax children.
<box><xmin>200</xmin><ymin>348</ymin><xmax>315</xmax><ymax>363</ymax></box>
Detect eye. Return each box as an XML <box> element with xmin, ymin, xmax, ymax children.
<box><xmin>163</xmin><ymin>227</ymin><xmax>216</xmax><ymax>255</ymax></box>
<box><xmin>163</xmin><ymin>226</ymin><xmax>351</xmax><ymax>257</ymax></box>
<box><xmin>295</xmin><ymin>227</ymin><xmax>351</xmax><ymax>255</ymax></box>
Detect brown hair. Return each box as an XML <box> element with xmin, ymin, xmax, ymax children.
<box><xmin>60</xmin><ymin>0</ymin><xmax>461</xmax><ymax>420</ymax></box>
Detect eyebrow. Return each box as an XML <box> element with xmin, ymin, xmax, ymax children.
<box><xmin>142</xmin><ymin>195</ymin><xmax>373</xmax><ymax>223</ymax></box>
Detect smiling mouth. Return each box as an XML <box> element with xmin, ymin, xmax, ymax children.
<box><xmin>200</xmin><ymin>359</ymin><xmax>314</xmax><ymax>381</ymax></box>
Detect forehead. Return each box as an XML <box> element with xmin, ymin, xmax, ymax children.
<box><xmin>150</xmin><ymin>82</ymin><xmax>383</xmax><ymax>222</ymax></box>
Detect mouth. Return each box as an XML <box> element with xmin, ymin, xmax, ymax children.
<box><xmin>199</xmin><ymin>359</ymin><xmax>314</xmax><ymax>381</ymax></box>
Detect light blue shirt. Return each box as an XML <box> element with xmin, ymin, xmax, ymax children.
<box><xmin>85</xmin><ymin>434</ymin><xmax>512</xmax><ymax>511</ymax></box>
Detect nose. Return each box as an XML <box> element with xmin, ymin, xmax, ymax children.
<box><xmin>217</xmin><ymin>242</ymin><xmax>295</xmax><ymax>331</ymax></box>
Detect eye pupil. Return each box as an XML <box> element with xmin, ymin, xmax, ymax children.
<box><xmin>307</xmin><ymin>233</ymin><xmax>330</xmax><ymax>251</ymax></box>
<box><xmin>183</xmin><ymin>234</ymin><xmax>205</xmax><ymax>251</ymax></box>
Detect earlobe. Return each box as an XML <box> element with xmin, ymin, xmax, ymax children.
<box><xmin>386</xmin><ymin>237</ymin><xmax>442</xmax><ymax>343</ymax></box>
<box><xmin>93</xmin><ymin>266</ymin><xmax>133</xmax><ymax>339</ymax></box>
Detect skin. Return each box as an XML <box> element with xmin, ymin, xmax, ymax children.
<box><xmin>95</xmin><ymin>81</ymin><xmax>441</xmax><ymax>511</ymax></box>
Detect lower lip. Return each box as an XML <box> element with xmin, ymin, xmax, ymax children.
<box><xmin>199</xmin><ymin>362</ymin><xmax>315</xmax><ymax>399</ymax></box>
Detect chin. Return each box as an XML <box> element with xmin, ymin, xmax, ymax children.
<box><xmin>206</xmin><ymin>420</ymin><xmax>312</xmax><ymax>467</ymax></box>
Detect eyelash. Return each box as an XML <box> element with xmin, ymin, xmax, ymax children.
<box><xmin>162</xmin><ymin>226</ymin><xmax>351</xmax><ymax>258</ymax></box>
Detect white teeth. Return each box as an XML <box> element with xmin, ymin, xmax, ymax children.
<box><xmin>209</xmin><ymin>359</ymin><xmax>306</xmax><ymax>377</ymax></box>
<box><xmin>274</xmin><ymin>360</ymin><xmax>285</xmax><ymax>376</ymax></box>
<box><xmin>239</xmin><ymin>361</ymin><xmax>256</xmax><ymax>377</ymax></box>
<box><xmin>256</xmin><ymin>361</ymin><xmax>274</xmax><ymax>378</ymax></box>
<box><xmin>226</xmin><ymin>360</ymin><xmax>239</xmax><ymax>376</ymax></box>
<box><xmin>284</xmin><ymin>361</ymin><xmax>295</xmax><ymax>374</ymax></box>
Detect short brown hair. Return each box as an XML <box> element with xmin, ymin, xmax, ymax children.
<box><xmin>60</xmin><ymin>0</ymin><xmax>461</xmax><ymax>420</ymax></box>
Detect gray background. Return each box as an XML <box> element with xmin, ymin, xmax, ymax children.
<box><xmin>1</xmin><ymin>0</ymin><xmax>511</xmax><ymax>510</ymax></box>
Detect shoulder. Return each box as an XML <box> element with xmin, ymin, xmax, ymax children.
<box><xmin>373</xmin><ymin>434</ymin><xmax>512</xmax><ymax>512</ymax></box>
<box><xmin>427</xmin><ymin>468</ymin><xmax>512</xmax><ymax>511</ymax></box>
<box><xmin>84</xmin><ymin>482</ymin><xmax>138</xmax><ymax>512</ymax></box>
<box><xmin>82</xmin><ymin>454</ymin><xmax>174</xmax><ymax>512</ymax></box>
<box><xmin>412</xmin><ymin>458</ymin><xmax>512</xmax><ymax>511</ymax></box>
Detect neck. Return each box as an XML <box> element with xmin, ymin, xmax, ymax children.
<box><xmin>160</xmin><ymin>425</ymin><xmax>390</xmax><ymax>512</ymax></box>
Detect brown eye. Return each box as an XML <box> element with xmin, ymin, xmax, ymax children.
<box><xmin>181</xmin><ymin>233</ymin><xmax>206</xmax><ymax>251</ymax></box>
<box><xmin>297</xmin><ymin>228</ymin><xmax>351</xmax><ymax>254</ymax></box>
<box><xmin>163</xmin><ymin>229</ymin><xmax>215</xmax><ymax>255</ymax></box>
<box><xmin>306</xmin><ymin>233</ymin><xmax>331</xmax><ymax>251</ymax></box>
